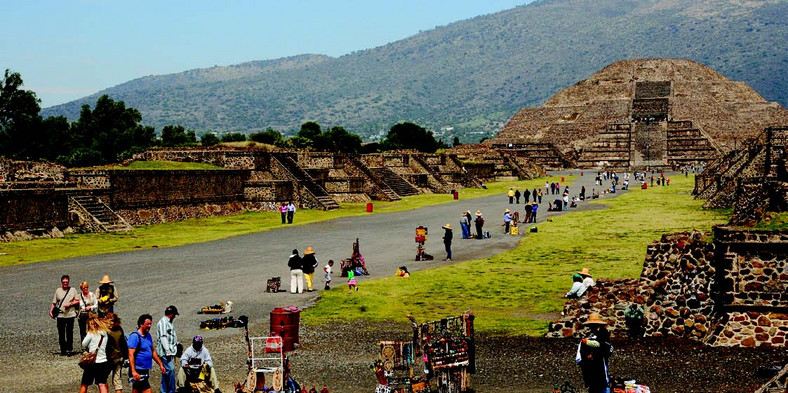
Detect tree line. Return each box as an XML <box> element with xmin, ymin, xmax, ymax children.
<box><xmin>0</xmin><ymin>70</ymin><xmax>453</xmax><ymax>167</ymax></box>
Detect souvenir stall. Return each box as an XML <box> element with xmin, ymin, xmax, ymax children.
<box><xmin>372</xmin><ymin>312</ymin><xmax>475</xmax><ymax>393</ymax></box>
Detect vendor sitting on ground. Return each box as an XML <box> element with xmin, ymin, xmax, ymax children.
<box><xmin>177</xmin><ymin>335</ymin><xmax>220</xmax><ymax>393</ymax></box>
<box><xmin>564</xmin><ymin>273</ymin><xmax>587</xmax><ymax>299</ymax></box>
<box><xmin>396</xmin><ymin>266</ymin><xmax>410</xmax><ymax>277</ymax></box>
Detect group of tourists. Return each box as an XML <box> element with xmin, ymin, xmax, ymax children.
<box><xmin>51</xmin><ymin>275</ymin><xmax>221</xmax><ymax>393</ymax></box>
<box><xmin>507</xmin><ymin>186</ymin><xmax>544</xmax><ymax>204</ymax></box>
<box><xmin>279</xmin><ymin>201</ymin><xmax>297</xmax><ymax>224</ymax></box>
<box><xmin>458</xmin><ymin>209</ymin><xmax>491</xmax><ymax>240</ymax></box>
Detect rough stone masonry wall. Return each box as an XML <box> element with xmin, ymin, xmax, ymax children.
<box><xmin>547</xmin><ymin>231</ymin><xmax>718</xmax><ymax>341</ymax></box>
<box><xmin>548</xmin><ymin>228</ymin><xmax>788</xmax><ymax>347</ymax></box>
<box><xmin>0</xmin><ymin>159</ymin><xmax>66</xmax><ymax>182</ymax></box>
<box><xmin>118</xmin><ymin>201</ymin><xmax>278</xmax><ymax>226</ymax></box>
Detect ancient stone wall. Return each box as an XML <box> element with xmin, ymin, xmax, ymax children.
<box><xmin>547</xmin><ymin>228</ymin><xmax>788</xmax><ymax>347</ymax></box>
<box><xmin>0</xmin><ymin>189</ymin><xmax>70</xmax><ymax>232</ymax></box>
<box><xmin>69</xmin><ymin>171</ymin><xmax>111</xmax><ymax>189</ymax></box>
<box><xmin>118</xmin><ymin>201</ymin><xmax>278</xmax><ymax>226</ymax></box>
<box><xmin>108</xmin><ymin>170</ymin><xmax>249</xmax><ymax>209</ymax></box>
<box><xmin>0</xmin><ymin>159</ymin><xmax>67</xmax><ymax>183</ymax></box>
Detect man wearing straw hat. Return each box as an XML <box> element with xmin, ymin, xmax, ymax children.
<box><xmin>96</xmin><ymin>274</ymin><xmax>119</xmax><ymax>316</ymax></box>
<box><xmin>575</xmin><ymin>313</ymin><xmax>614</xmax><ymax>393</ymax></box>
<box><xmin>442</xmin><ymin>224</ymin><xmax>453</xmax><ymax>261</ymax></box>
<box><xmin>473</xmin><ymin>210</ymin><xmax>485</xmax><ymax>240</ymax></box>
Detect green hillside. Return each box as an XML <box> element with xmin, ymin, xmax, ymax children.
<box><xmin>41</xmin><ymin>0</ymin><xmax>788</xmax><ymax>143</ymax></box>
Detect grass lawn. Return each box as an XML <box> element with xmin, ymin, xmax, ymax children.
<box><xmin>0</xmin><ymin>175</ymin><xmax>567</xmax><ymax>267</ymax></box>
<box><xmin>302</xmin><ymin>175</ymin><xmax>730</xmax><ymax>335</ymax></box>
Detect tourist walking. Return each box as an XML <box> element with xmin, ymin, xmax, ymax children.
<box><xmin>128</xmin><ymin>314</ymin><xmax>167</xmax><ymax>393</ymax></box>
<box><xmin>78</xmin><ymin>281</ymin><xmax>99</xmax><ymax>342</ymax></box>
<box><xmin>106</xmin><ymin>313</ymin><xmax>128</xmax><ymax>393</ymax></box>
<box><xmin>537</xmin><ymin>188</ymin><xmax>543</xmax><ymax>204</ymax></box>
<box><xmin>530</xmin><ymin>202</ymin><xmax>538</xmax><ymax>223</ymax></box>
<box><xmin>50</xmin><ymin>274</ymin><xmax>79</xmax><ymax>356</ymax></box>
<box><xmin>286</xmin><ymin>201</ymin><xmax>296</xmax><ymax>224</ymax></box>
<box><xmin>156</xmin><ymin>305</ymin><xmax>180</xmax><ymax>393</ymax></box>
<box><xmin>507</xmin><ymin>187</ymin><xmax>515</xmax><ymax>204</ymax></box>
<box><xmin>302</xmin><ymin>246</ymin><xmax>319</xmax><ymax>292</ymax></box>
<box><xmin>280</xmin><ymin>202</ymin><xmax>288</xmax><ymax>224</ymax></box>
<box><xmin>576</xmin><ymin>313</ymin><xmax>614</xmax><ymax>393</ymax></box>
<box><xmin>288</xmin><ymin>249</ymin><xmax>304</xmax><ymax>294</ymax></box>
<box><xmin>79</xmin><ymin>313</ymin><xmax>110</xmax><ymax>393</ymax></box>
<box><xmin>442</xmin><ymin>224</ymin><xmax>453</xmax><ymax>261</ymax></box>
<box><xmin>96</xmin><ymin>275</ymin><xmax>118</xmax><ymax>317</ymax></box>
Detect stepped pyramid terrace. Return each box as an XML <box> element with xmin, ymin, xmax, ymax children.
<box><xmin>492</xmin><ymin>59</ymin><xmax>788</xmax><ymax>169</ymax></box>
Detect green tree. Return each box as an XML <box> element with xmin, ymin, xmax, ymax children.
<box><xmin>322</xmin><ymin>126</ymin><xmax>362</xmax><ymax>153</ymax></box>
<box><xmin>297</xmin><ymin>121</ymin><xmax>321</xmax><ymax>141</ymax></box>
<box><xmin>453</xmin><ymin>136</ymin><xmax>461</xmax><ymax>147</ymax></box>
<box><xmin>67</xmin><ymin>95</ymin><xmax>156</xmax><ymax>165</ymax></box>
<box><xmin>382</xmin><ymin>122</ymin><xmax>438</xmax><ymax>152</ymax></box>
<box><xmin>221</xmin><ymin>132</ymin><xmax>246</xmax><ymax>142</ymax></box>
<box><xmin>200</xmin><ymin>133</ymin><xmax>220</xmax><ymax>146</ymax></box>
<box><xmin>250</xmin><ymin>128</ymin><xmax>284</xmax><ymax>145</ymax></box>
<box><xmin>160</xmin><ymin>125</ymin><xmax>197</xmax><ymax>147</ymax></box>
<box><xmin>0</xmin><ymin>69</ymin><xmax>42</xmax><ymax>159</ymax></box>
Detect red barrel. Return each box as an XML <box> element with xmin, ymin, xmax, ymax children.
<box><xmin>270</xmin><ymin>306</ymin><xmax>301</xmax><ymax>352</ymax></box>
<box><xmin>453</xmin><ymin>191</ymin><xmax>459</xmax><ymax>200</ymax></box>
<box><xmin>366</xmin><ymin>202</ymin><xmax>373</xmax><ymax>212</ymax></box>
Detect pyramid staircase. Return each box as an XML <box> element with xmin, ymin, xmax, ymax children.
<box><xmin>370</xmin><ymin>167</ymin><xmax>420</xmax><ymax>197</ymax></box>
<box><xmin>69</xmin><ymin>194</ymin><xmax>133</xmax><ymax>232</ymax></box>
<box><xmin>273</xmin><ymin>154</ymin><xmax>339</xmax><ymax>210</ymax></box>
<box><xmin>409</xmin><ymin>154</ymin><xmax>451</xmax><ymax>193</ymax></box>
<box><xmin>344</xmin><ymin>155</ymin><xmax>401</xmax><ymax>201</ymax></box>
<box><xmin>576</xmin><ymin>123</ymin><xmax>632</xmax><ymax>168</ymax></box>
<box><xmin>666</xmin><ymin>121</ymin><xmax>718</xmax><ymax>167</ymax></box>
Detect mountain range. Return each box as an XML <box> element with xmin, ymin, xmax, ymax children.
<box><xmin>42</xmin><ymin>0</ymin><xmax>788</xmax><ymax>143</ymax></box>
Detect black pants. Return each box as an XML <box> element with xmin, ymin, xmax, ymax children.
<box><xmin>57</xmin><ymin>317</ymin><xmax>75</xmax><ymax>354</ymax></box>
<box><xmin>281</xmin><ymin>212</ymin><xmax>286</xmax><ymax>224</ymax></box>
<box><xmin>287</xmin><ymin>211</ymin><xmax>294</xmax><ymax>224</ymax></box>
<box><xmin>476</xmin><ymin>225</ymin><xmax>483</xmax><ymax>239</ymax></box>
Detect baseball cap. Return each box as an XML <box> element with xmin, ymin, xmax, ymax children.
<box><xmin>165</xmin><ymin>305</ymin><xmax>179</xmax><ymax>315</ymax></box>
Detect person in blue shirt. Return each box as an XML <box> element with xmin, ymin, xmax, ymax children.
<box><xmin>127</xmin><ymin>314</ymin><xmax>166</xmax><ymax>393</ymax></box>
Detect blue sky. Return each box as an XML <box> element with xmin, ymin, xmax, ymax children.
<box><xmin>1</xmin><ymin>0</ymin><xmax>532</xmax><ymax>108</ymax></box>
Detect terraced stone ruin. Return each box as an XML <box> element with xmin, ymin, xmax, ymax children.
<box><xmin>493</xmin><ymin>59</ymin><xmax>788</xmax><ymax>169</ymax></box>
<box><xmin>0</xmin><ymin>147</ymin><xmax>542</xmax><ymax>240</ymax></box>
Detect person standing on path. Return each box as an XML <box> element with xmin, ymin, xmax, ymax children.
<box><xmin>51</xmin><ymin>274</ymin><xmax>79</xmax><ymax>356</ymax></box>
<box><xmin>79</xmin><ymin>313</ymin><xmax>110</xmax><ymax>393</ymax></box>
<box><xmin>323</xmin><ymin>260</ymin><xmax>334</xmax><ymax>290</ymax></box>
<box><xmin>280</xmin><ymin>202</ymin><xmax>288</xmax><ymax>224</ymax></box>
<box><xmin>442</xmin><ymin>224</ymin><xmax>453</xmax><ymax>261</ymax></box>
<box><xmin>286</xmin><ymin>201</ymin><xmax>296</xmax><ymax>224</ymax></box>
<box><xmin>78</xmin><ymin>281</ymin><xmax>99</xmax><ymax>342</ymax></box>
<box><xmin>105</xmin><ymin>313</ymin><xmax>128</xmax><ymax>393</ymax></box>
<box><xmin>301</xmin><ymin>246</ymin><xmax>319</xmax><ymax>292</ymax></box>
<box><xmin>523</xmin><ymin>189</ymin><xmax>530</xmax><ymax>205</ymax></box>
<box><xmin>288</xmin><ymin>249</ymin><xmax>303</xmax><ymax>294</ymax></box>
<box><xmin>460</xmin><ymin>211</ymin><xmax>471</xmax><ymax>239</ymax></box>
<box><xmin>530</xmin><ymin>202</ymin><xmax>538</xmax><ymax>223</ymax></box>
<box><xmin>503</xmin><ymin>209</ymin><xmax>512</xmax><ymax>234</ymax></box>
<box><xmin>514</xmin><ymin>189</ymin><xmax>521</xmax><ymax>204</ymax></box>
<box><xmin>156</xmin><ymin>305</ymin><xmax>180</xmax><ymax>393</ymax></box>
<box><xmin>128</xmin><ymin>314</ymin><xmax>167</xmax><ymax>393</ymax></box>
<box><xmin>96</xmin><ymin>275</ymin><xmax>118</xmax><ymax>317</ymax></box>
<box><xmin>474</xmin><ymin>210</ymin><xmax>485</xmax><ymax>239</ymax></box>
<box><xmin>507</xmin><ymin>188</ymin><xmax>515</xmax><ymax>204</ymax></box>
<box><xmin>576</xmin><ymin>313</ymin><xmax>614</xmax><ymax>393</ymax></box>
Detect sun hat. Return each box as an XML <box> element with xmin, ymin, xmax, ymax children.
<box><xmin>475</xmin><ymin>210</ymin><xmax>482</xmax><ymax>216</ymax></box>
<box><xmin>98</xmin><ymin>275</ymin><xmax>113</xmax><ymax>284</ymax></box>
<box><xmin>304</xmin><ymin>246</ymin><xmax>315</xmax><ymax>255</ymax></box>
<box><xmin>583</xmin><ymin>312</ymin><xmax>606</xmax><ymax>325</ymax></box>
<box><xmin>442</xmin><ymin>223</ymin><xmax>452</xmax><ymax>229</ymax></box>
<box><xmin>505</xmin><ymin>208</ymin><xmax>511</xmax><ymax>213</ymax></box>
<box><xmin>579</xmin><ymin>267</ymin><xmax>591</xmax><ymax>276</ymax></box>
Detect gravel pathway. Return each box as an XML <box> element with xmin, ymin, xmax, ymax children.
<box><xmin>0</xmin><ymin>171</ymin><xmax>653</xmax><ymax>393</ymax></box>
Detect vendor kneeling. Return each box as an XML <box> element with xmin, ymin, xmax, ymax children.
<box><xmin>177</xmin><ymin>335</ymin><xmax>221</xmax><ymax>393</ymax></box>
